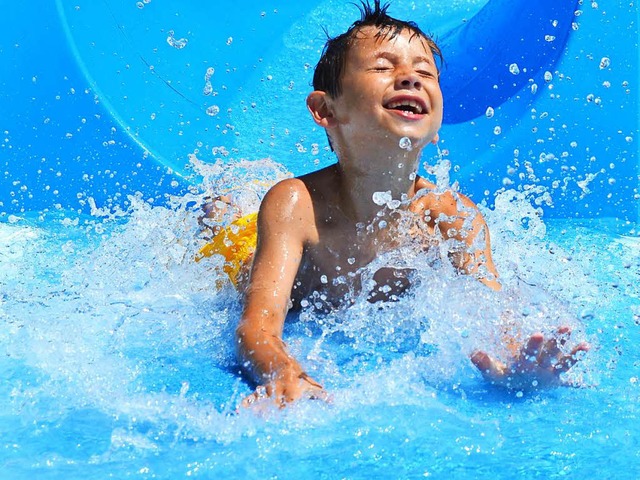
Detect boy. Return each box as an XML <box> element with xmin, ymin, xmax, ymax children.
<box><xmin>203</xmin><ymin>1</ymin><xmax>588</xmax><ymax>407</ymax></box>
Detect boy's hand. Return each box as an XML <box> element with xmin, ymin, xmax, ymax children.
<box><xmin>471</xmin><ymin>327</ymin><xmax>590</xmax><ymax>391</ymax></box>
<box><xmin>241</xmin><ymin>370</ymin><xmax>329</xmax><ymax>409</ymax></box>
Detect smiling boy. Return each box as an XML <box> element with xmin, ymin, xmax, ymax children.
<box><xmin>208</xmin><ymin>1</ymin><xmax>589</xmax><ymax>407</ymax></box>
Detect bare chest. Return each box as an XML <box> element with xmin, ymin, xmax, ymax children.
<box><xmin>290</xmin><ymin>219</ymin><xmax>409</xmax><ymax>307</ymax></box>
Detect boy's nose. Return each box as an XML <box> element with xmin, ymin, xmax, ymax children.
<box><xmin>396</xmin><ymin>72</ymin><xmax>422</xmax><ymax>90</ymax></box>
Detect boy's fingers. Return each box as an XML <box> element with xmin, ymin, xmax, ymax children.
<box><xmin>240</xmin><ymin>384</ymin><xmax>273</xmax><ymax>409</ymax></box>
<box><xmin>555</xmin><ymin>342</ymin><xmax>590</xmax><ymax>374</ymax></box>
<box><xmin>240</xmin><ymin>392</ymin><xmax>259</xmax><ymax>408</ymax></box>
<box><xmin>470</xmin><ymin>351</ymin><xmax>490</xmax><ymax>371</ymax></box>
<box><xmin>572</xmin><ymin>342</ymin><xmax>590</xmax><ymax>355</ymax></box>
<box><xmin>471</xmin><ymin>350</ymin><xmax>505</xmax><ymax>380</ymax></box>
<box><xmin>304</xmin><ymin>385</ymin><xmax>332</xmax><ymax>403</ymax></box>
<box><xmin>522</xmin><ymin>333</ymin><xmax>544</xmax><ymax>360</ymax></box>
<box><xmin>543</xmin><ymin>336</ymin><xmax>561</xmax><ymax>355</ymax></box>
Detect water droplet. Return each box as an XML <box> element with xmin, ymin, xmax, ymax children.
<box><xmin>493</xmin><ymin>126</ymin><xmax>502</xmax><ymax>135</ymax></box>
<box><xmin>530</xmin><ymin>83</ymin><xmax>538</xmax><ymax>94</ymax></box>
<box><xmin>136</xmin><ymin>1</ymin><xmax>144</xmax><ymax>9</ymax></box>
<box><xmin>599</xmin><ymin>57</ymin><xmax>610</xmax><ymax>69</ymax></box>
<box><xmin>509</xmin><ymin>63</ymin><xmax>520</xmax><ymax>75</ymax></box>
<box><xmin>372</xmin><ymin>190</ymin><xmax>392</xmax><ymax>206</ymax></box>
<box><xmin>166</xmin><ymin>31</ymin><xmax>188</xmax><ymax>49</ymax></box>
<box><xmin>320</xmin><ymin>275</ymin><xmax>328</xmax><ymax>284</ymax></box>
<box><xmin>203</xmin><ymin>81</ymin><xmax>213</xmax><ymax>96</ymax></box>
<box><xmin>485</xmin><ymin>106</ymin><xmax>494</xmax><ymax>118</ymax></box>
<box><xmin>205</xmin><ymin>105</ymin><xmax>220</xmax><ymax>116</ymax></box>
<box><xmin>226</xmin><ymin>37</ymin><xmax>233</xmax><ymax>46</ymax></box>
<box><xmin>544</xmin><ymin>71</ymin><xmax>553</xmax><ymax>82</ymax></box>
<box><xmin>179</xmin><ymin>381</ymin><xmax>190</xmax><ymax>397</ymax></box>
<box><xmin>398</xmin><ymin>136</ymin><xmax>412</xmax><ymax>151</ymax></box>
<box><xmin>544</xmin><ymin>35</ymin><xmax>556</xmax><ymax>42</ymax></box>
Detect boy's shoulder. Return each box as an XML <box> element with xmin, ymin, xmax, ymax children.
<box><xmin>258</xmin><ymin>167</ymin><xmax>336</xmax><ymax>228</ymax></box>
<box><xmin>260</xmin><ymin>176</ymin><xmax>312</xmax><ymax>214</ymax></box>
<box><xmin>263</xmin><ymin>165</ymin><xmax>338</xmax><ymax>206</ymax></box>
<box><xmin>414</xmin><ymin>176</ymin><xmax>481</xmax><ymax>216</ymax></box>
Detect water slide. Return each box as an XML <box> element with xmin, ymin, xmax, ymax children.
<box><xmin>2</xmin><ymin>0</ymin><xmax>637</xmax><ymax>219</ymax></box>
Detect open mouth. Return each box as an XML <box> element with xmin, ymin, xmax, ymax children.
<box><xmin>384</xmin><ymin>97</ymin><xmax>427</xmax><ymax>115</ymax></box>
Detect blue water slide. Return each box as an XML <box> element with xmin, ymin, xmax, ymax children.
<box><xmin>1</xmin><ymin>1</ymin><xmax>636</xmax><ymax>219</ymax></box>
<box><xmin>439</xmin><ymin>0</ymin><xmax>579</xmax><ymax>123</ymax></box>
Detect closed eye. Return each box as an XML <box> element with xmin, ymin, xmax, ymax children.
<box><xmin>417</xmin><ymin>69</ymin><xmax>436</xmax><ymax>78</ymax></box>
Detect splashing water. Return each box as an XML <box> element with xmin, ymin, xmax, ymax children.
<box><xmin>205</xmin><ymin>105</ymin><xmax>220</xmax><ymax>116</ymax></box>
<box><xmin>203</xmin><ymin>67</ymin><xmax>215</xmax><ymax>96</ymax></box>
<box><xmin>372</xmin><ymin>190</ymin><xmax>393</xmax><ymax>207</ymax></box>
<box><xmin>3</xmin><ymin>0</ymin><xmax>638</xmax><ymax>475</ymax></box>
<box><xmin>399</xmin><ymin>136</ymin><xmax>413</xmax><ymax>151</ymax></box>
<box><xmin>166</xmin><ymin>30</ymin><xmax>188</xmax><ymax>49</ymax></box>
<box><xmin>1</xmin><ymin>158</ymin><xmax>637</xmax><ymax>477</ymax></box>
<box><xmin>424</xmin><ymin>146</ymin><xmax>455</xmax><ymax>193</ymax></box>
<box><xmin>372</xmin><ymin>190</ymin><xmax>402</xmax><ymax>210</ymax></box>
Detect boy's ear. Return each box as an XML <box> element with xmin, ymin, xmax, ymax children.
<box><xmin>307</xmin><ymin>91</ymin><xmax>337</xmax><ymax>128</ymax></box>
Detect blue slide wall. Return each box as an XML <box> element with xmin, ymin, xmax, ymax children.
<box><xmin>1</xmin><ymin>1</ymin><xmax>637</xmax><ymax>220</ymax></box>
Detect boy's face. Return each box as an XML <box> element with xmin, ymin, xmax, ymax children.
<box><xmin>328</xmin><ymin>26</ymin><xmax>443</xmax><ymax>151</ymax></box>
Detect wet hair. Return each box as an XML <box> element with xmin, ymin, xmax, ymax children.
<box><xmin>312</xmin><ymin>0</ymin><xmax>443</xmax><ymax>98</ymax></box>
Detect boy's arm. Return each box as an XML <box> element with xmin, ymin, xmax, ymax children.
<box><xmin>449</xmin><ymin>193</ymin><xmax>500</xmax><ymax>290</ymax></box>
<box><xmin>420</xmin><ymin>185</ymin><xmax>589</xmax><ymax>388</ymax></box>
<box><xmin>421</xmin><ymin>188</ymin><xmax>501</xmax><ymax>290</ymax></box>
<box><xmin>235</xmin><ymin>180</ymin><xmax>326</xmax><ymax>408</ymax></box>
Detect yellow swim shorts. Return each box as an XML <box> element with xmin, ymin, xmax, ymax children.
<box><xmin>196</xmin><ymin>212</ymin><xmax>258</xmax><ymax>286</ymax></box>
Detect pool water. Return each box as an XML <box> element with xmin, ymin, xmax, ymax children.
<box><xmin>1</xmin><ymin>184</ymin><xmax>638</xmax><ymax>478</ymax></box>
<box><xmin>1</xmin><ymin>0</ymin><xmax>639</xmax><ymax>478</ymax></box>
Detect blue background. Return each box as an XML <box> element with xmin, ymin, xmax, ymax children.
<box><xmin>1</xmin><ymin>0</ymin><xmax>637</xmax><ymax>220</ymax></box>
